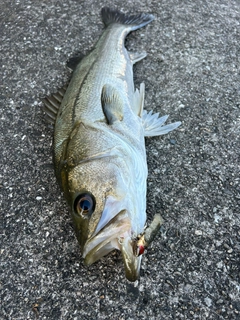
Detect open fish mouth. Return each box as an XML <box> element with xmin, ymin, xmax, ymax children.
<box><xmin>83</xmin><ymin>210</ymin><xmax>142</xmax><ymax>281</ymax></box>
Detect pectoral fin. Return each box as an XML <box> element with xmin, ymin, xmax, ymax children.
<box><xmin>101</xmin><ymin>85</ymin><xmax>123</xmax><ymax>125</ymax></box>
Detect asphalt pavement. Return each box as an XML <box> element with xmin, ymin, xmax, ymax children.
<box><xmin>1</xmin><ymin>0</ymin><xmax>239</xmax><ymax>319</ymax></box>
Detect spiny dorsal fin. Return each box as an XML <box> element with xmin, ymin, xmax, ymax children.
<box><xmin>101</xmin><ymin>84</ymin><xmax>123</xmax><ymax>125</ymax></box>
<box><xmin>42</xmin><ymin>84</ymin><xmax>68</xmax><ymax>124</ymax></box>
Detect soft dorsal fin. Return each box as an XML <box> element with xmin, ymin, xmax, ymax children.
<box><xmin>142</xmin><ymin>109</ymin><xmax>181</xmax><ymax>137</ymax></box>
<box><xmin>67</xmin><ymin>53</ymin><xmax>85</xmax><ymax>70</ymax></box>
<box><xmin>101</xmin><ymin>85</ymin><xmax>123</xmax><ymax>125</ymax></box>
<box><xmin>42</xmin><ymin>84</ymin><xmax>68</xmax><ymax>124</ymax></box>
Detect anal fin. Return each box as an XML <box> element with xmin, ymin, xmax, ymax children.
<box><xmin>101</xmin><ymin>85</ymin><xmax>123</xmax><ymax>125</ymax></box>
<box><xmin>42</xmin><ymin>84</ymin><xmax>68</xmax><ymax>124</ymax></box>
<box><xmin>133</xmin><ymin>82</ymin><xmax>145</xmax><ymax>116</ymax></box>
<box><xmin>129</xmin><ymin>51</ymin><xmax>147</xmax><ymax>64</ymax></box>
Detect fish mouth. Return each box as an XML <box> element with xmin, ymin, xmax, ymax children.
<box><xmin>82</xmin><ymin>210</ymin><xmax>142</xmax><ymax>282</ymax></box>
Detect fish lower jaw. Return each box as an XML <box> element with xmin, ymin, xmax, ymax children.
<box><xmin>119</xmin><ymin>235</ymin><xmax>142</xmax><ymax>282</ymax></box>
<box><xmin>83</xmin><ymin>230</ymin><xmax>142</xmax><ymax>282</ymax></box>
<box><xmin>83</xmin><ymin>237</ymin><xmax>122</xmax><ymax>266</ymax></box>
<box><xmin>82</xmin><ymin>218</ymin><xmax>132</xmax><ymax>265</ymax></box>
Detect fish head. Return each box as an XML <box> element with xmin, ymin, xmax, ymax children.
<box><xmin>64</xmin><ymin>157</ymin><xmax>143</xmax><ymax>281</ymax></box>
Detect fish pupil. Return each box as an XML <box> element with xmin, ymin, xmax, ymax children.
<box><xmin>80</xmin><ymin>199</ymin><xmax>91</xmax><ymax>211</ymax></box>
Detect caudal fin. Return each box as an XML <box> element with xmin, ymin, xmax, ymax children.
<box><xmin>101</xmin><ymin>7</ymin><xmax>154</xmax><ymax>31</ymax></box>
<box><xmin>142</xmin><ymin>110</ymin><xmax>181</xmax><ymax>137</ymax></box>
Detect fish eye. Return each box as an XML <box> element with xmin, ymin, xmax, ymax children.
<box><xmin>74</xmin><ymin>192</ymin><xmax>95</xmax><ymax>217</ymax></box>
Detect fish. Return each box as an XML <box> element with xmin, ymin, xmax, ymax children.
<box><xmin>43</xmin><ymin>7</ymin><xmax>181</xmax><ymax>282</ymax></box>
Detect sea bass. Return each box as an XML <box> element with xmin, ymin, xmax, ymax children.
<box><xmin>43</xmin><ymin>7</ymin><xmax>181</xmax><ymax>281</ymax></box>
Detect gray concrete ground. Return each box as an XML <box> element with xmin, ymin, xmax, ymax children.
<box><xmin>1</xmin><ymin>0</ymin><xmax>239</xmax><ymax>319</ymax></box>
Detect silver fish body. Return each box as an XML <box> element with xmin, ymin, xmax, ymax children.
<box><xmin>44</xmin><ymin>7</ymin><xmax>181</xmax><ymax>281</ymax></box>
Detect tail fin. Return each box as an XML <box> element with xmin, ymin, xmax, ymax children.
<box><xmin>142</xmin><ymin>110</ymin><xmax>181</xmax><ymax>137</ymax></box>
<box><xmin>101</xmin><ymin>7</ymin><xmax>154</xmax><ymax>31</ymax></box>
